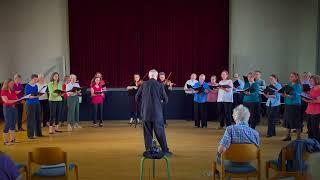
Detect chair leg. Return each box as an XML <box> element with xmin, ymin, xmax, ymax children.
<box><xmin>140</xmin><ymin>157</ymin><xmax>146</xmax><ymax>180</ymax></box>
<box><xmin>152</xmin><ymin>159</ymin><xmax>156</xmax><ymax>179</ymax></box>
<box><xmin>220</xmin><ymin>172</ymin><xmax>224</xmax><ymax>180</ymax></box>
<box><xmin>164</xmin><ymin>156</ymin><xmax>171</xmax><ymax>180</ymax></box>
<box><xmin>265</xmin><ymin>162</ymin><xmax>270</xmax><ymax>179</ymax></box>
<box><xmin>212</xmin><ymin>163</ymin><xmax>216</xmax><ymax>180</ymax></box>
<box><xmin>24</xmin><ymin>166</ymin><xmax>29</xmax><ymax>180</ymax></box>
<box><xmin>74</xmin><ymin>164</ymin><xmax>79</xmax><ymax>180</ymax></box>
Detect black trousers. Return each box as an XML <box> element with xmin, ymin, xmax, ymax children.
<box><xmin>61</xmin><ymin>98</ymin><xmax>68</xmax><ymax>123</ymax></box>
<box><xmin>217</xmin><ymin>102</ymin><xmax>232</xmax><ymax>127</ymax></box>
<box><xmin>49</xmin><ymin>101</ymin><xmax>62</xmax><ymax>126</ymax></box>
<box><xmin>307</xmin><ymin>114</ymin><xmax>320</xmax><ymax>141</ymax></box>
<box><xmin>93</xmin><ymin>103</ymin><xmax>103</xmax><ymax>124</ymax></box>
<box><xmin>185</xmin><ymin>94</ymin><xmax>194</xmax><ymax>120</ymax></box>
<box><xmin>40</xmin><ymin>99</ymin><xmax>50</xmax><ymax>127</ymax></box>
<box><xmin>267</xmin><ymin>106</ymin><xmax>280</xmax><ymax>136</ymax></box>
<box><xmin>207</xmin><ymin>102</ymin><xmax>218</xmax><ymax>121</ymax></box>
<box><xmin>243</xmin><ymin>102</ymin><xmax>260</xmax><ymax>129</ymax></box>
<box><xmin>162</xmin><ymin>103</ymin><xmax>167</xmax><ymax>124</ymax></box>
<box><xmin>129</xmin><ymin>95</ymin><xmax>140</xmax><ymax>119</ymax></box>
<box><xmin>16</xmin><ymin>102</ymin><xmax>23</xmax><ymax>129</ymax></box>
<box><xmin>143</xmin><ymin>120</ymin><xmax>168</xmax><ymax>152</ymax></box>
<box><xmin>26</xmin><ymin>103</ymin><xmax>42</xmax><ymax>138</ymax></box>
<box><xmin>194</xmin><ymin>102</ymin><xmax>207</xmax><ymax>127</ymax></box>
<box><xmin>233</xmin><ymin>93</ymin><xmax>243</xmax><ymax>108</ymax></box>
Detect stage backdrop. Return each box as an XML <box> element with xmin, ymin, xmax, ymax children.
<box><xmin>69</xmin><ymin>0</ymin><xmax>229</xmax><ymax>87</ymax></box>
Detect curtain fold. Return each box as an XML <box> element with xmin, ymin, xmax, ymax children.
<box><xmin>69</xmin><ymin>0</ymin><xmax>229</xmax><ymax>87</ymax></box>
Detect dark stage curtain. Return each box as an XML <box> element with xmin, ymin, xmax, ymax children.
<box><xmin>69</xmin><ymin>0</ymin><xmax>229</xmax><ymax>87</ymax></box>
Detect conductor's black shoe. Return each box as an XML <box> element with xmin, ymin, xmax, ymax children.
<box><xmin>266</xmin><ymin>135</ymin><xmax>272</xmax><ymax>138</ymax></box>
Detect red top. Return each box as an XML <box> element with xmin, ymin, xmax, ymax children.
<box><xmin>62</xmin><ymin>84</ymin><xmax>68</xmax><ymax>99</ymax></box>
<box><xmin>91</xmin><ymin>84</ymin><xmax>104</xmax><ymax>104</ymax></box>
<box><xmin>207</xmin><ymin>82</ymin><xmax>218</xmax><ymax>102</ymax></box>
<box><xmin>305</xmin><ymin>86</ymin><xmax>320</xmax><ymax>115</ymax></box>
<box><xmin>1</xmin><ymin>90</ymin><xmax>18</xmax><ymax>107</ymax></box>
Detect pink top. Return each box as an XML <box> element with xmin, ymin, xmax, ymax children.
<box><xmin>207</xmin><ymin>82</ymin><xmax>218</xmax><ymax>102</ymax></box>
<box><xmin>91</xmin><ymin>85</ymin><xmax>104</xmax><ymax>104</ymax></box>
<box><xmin>305</xmin><ymin>86</ymin><xmax>320</xmax><ymax>115</ymax></box>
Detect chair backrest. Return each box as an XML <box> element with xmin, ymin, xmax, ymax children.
<box><xmin>283</xmin><ymin>147</ymin><xmax>309</xmax><ymax>161</ymax></box>
<box><xmin>280</xmin><ymin>146</ymin><xmax>309</xmax><ymax>172</ymax></box>
<box><xmin>223</xmin><ymin>144</ymin><xmax>260</xmax><ymax>162</ymax></box>
<box><xmin>28</xmin><ymin>147</ymin><xmax>67</xmax><ymax>165</ymax></box>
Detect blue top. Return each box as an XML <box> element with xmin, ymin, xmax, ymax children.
<box><xmin>284</xmin><ymin>82</ymin><xmax>302</xmax><ymax>105</ymax></box>
<box><xmin>234</xmin><ymin>79</ymin><xmax>245</xmax><ymax>91</ymax></box>
<box><xmin>25</xmin><ymin>83</ymin><xmax>40</xmax><ymax>105</ymax></box>
<box><xmin>266</xmin><ymin>82</ymin><xmax>282</xmax><ymax>107</ymax></box>
<box><xmin>219</xmin><ymin>121</ymin><xmax>260</xmax><ymax>149</ymax></box>
<box><xmin>193</xmin><ymin>82</ymin><xmax>209</xmax><ymax>103</ymax></box>
<box><xmin>243</xmin><ymin>82</ymin><xmax>260</xmax><ymax>103</ymax></box>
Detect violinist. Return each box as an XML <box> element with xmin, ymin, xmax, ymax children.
<box><xmin>159</xmin><ymin>72</ymin><xmax>173</xmax><ymax>127</ymax></box>
<box><xmin>127</xmin><ymin>74</ymin><xmax>142</xmax><ymax>124</ymax></box>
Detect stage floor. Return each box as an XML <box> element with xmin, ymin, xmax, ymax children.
<box><xmin>1</xmin><ymin>120</ymin><xmax>306</xmax><ymax>180</ymax></box>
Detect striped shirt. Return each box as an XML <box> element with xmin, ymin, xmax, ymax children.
<box><xmin>219</xmin><ymin>121</ymin><xmax>260</xmax><ymax>149</ymax></box>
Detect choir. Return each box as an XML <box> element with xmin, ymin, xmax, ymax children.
<box><xmin>1</xmin><ymin>70</ymin><xmax>320</xmax><ymax>146</ymax></box>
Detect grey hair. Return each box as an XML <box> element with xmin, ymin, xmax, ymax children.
<box><xmin>70</xmin><ymin>74</ymin><xmax>77</xmax><ymax>79</ymax></box>
<box><xmin>232</xmin><ymin>105</ymin><xmax>250</xmax><ymax>123</ymax></box>
<box><xmin>148</xmin><ymin>69</ymin><xmax>158</xmax><ymax>80</ymax></box>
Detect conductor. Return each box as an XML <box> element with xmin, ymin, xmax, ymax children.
<box><xmin>135</xmin><ymin>69</ymin><xmax>172</xmax><ymax>156</ymax></box>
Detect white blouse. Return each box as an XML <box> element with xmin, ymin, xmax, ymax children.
<box><xmin>217</xmin><ymin>79</ymin><xmax>234</xmax><ymax>102</ymax></box>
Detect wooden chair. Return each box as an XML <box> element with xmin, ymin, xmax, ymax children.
<box><xmin>212</xmin><ymin>144</ymin><xmax>261</xmax><ymax>180</ymax></box>
<box><xmin>28</xmin><ymin>147</ymin><xmax>79</xmax><ymax>180</ymax></box>
<box><xmin>15</xmin><ymin>163</ymin><xmax>29</xmax><ymax>180</ymax></box>
<box><xmin>265</xmin><ymin>146</ymin><xmax>309</xmax><ymax>180</ymax></box>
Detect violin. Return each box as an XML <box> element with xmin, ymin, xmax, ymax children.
<box><xmin>162</xmin><ymin>72</ymin><xmax>176</xmax><ymax>86</ymax></box>
<box><xmin>136</xmin><ymin>72</ymin><xmax>148</xmax><ymax>86</ymax></box>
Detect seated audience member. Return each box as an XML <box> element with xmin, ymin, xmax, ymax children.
<box><xmin>0</xmin><ymin>151</ymin><xmax>20</xmax><ymax>180</ymax></box>
<box><xmin>218</xmin><ymin>105</ymin><xmax>260</xmax><ymax>155</ymax></box>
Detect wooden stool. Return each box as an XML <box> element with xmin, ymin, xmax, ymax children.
<box><xmin>140</xmin><ymin>155</ymin><xmax>170</xmax><ymax>180</ymax></box>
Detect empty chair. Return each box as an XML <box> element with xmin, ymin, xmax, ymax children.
<box><xmin>28</xmin><ymin>147</ymin><xmax>79</xmax><ymax>180</ymax></box>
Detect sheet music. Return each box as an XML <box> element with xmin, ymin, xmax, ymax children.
<box><xmin>18</xmin><ymin>94</ymin><xmax>31</xmax><ymax>101</ymax></box>
<box><xmin>301</xmin><ymin>93</ymin><xmax>313</xmax><ymax>100</ymax></box>
<box><xmin>39</xmin><ymin>86</ymin><xmax>47</xmax><ymax>93</ymax></box>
